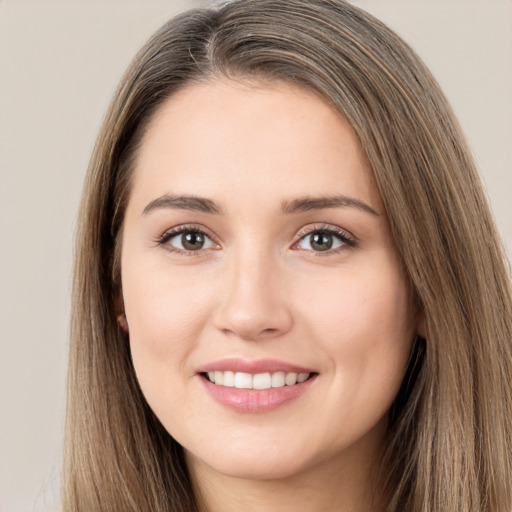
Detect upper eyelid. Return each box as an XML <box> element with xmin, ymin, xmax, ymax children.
<box><xmin>295</xmin><ymin>223</ymin><xmax>356</xmax><ymax>241</ymax></box>
<box><xmin>160</xmin><ymin>223</ymin><xmax>216</xmax><ymax>240</ymax></box>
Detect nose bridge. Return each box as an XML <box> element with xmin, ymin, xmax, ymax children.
<box><xmin>214</xmin><ymin>239</ymin><xmax>292</xmax><ymax>340</ymax></box>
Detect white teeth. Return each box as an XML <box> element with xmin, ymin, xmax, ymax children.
<box><xmin>271</xmin><ymin>371</ymin><xmax>285</xmax><ymax>388</ymax></box>
<box><xmin>234</xmin><ymin>372</ymin><xmax>252</xmax><ymax>389</ymax></box>
<box><xmin>206</xmin><ymin>370</ymin><xmax>311</xmax><ymax>389</ymax></box>
<box><xmin>223</xmin><ymin>370</ymin><xmax>235</xmax><ymax>387</ymax></box>
<box><xmin>253</xmin><ymin>373</ymin><xmax>272</xmax><ymax>390</ymax></box>
<box><xmin>285</xmin><ymin>372</ymin><xmax>298</xmax><ymax>386</ymax></box>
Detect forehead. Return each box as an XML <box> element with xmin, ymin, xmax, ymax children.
<box><xmin>129</xmin><ymin>78</ymin><xmax>382</xmax><ymax>213</ymax></box>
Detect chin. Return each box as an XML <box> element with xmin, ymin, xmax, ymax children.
<box><xmin>184</xmin><ymin>435</ymin><xmax>315</xmax><ymax>482</ymax></box>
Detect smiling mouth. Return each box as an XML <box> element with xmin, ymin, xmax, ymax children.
<box><xmin>202</xmin><ymin>371</ymin><xmax>314</xmax><ymax>389</ymax></box>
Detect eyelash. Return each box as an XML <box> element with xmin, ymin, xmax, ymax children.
<box><xmin>156</xmin><ymin>224</ymin><xmax>218</xmax><ymax>256</ymax></box>
<box><xmin>156</xmin><ymin>223</ymin><xmax>356</xmax><ymax>256</ymax></box>
<box><xmin>294</xmin><ymin>224</ymin><xmax>356</xmax><ymax>256</ymax></box>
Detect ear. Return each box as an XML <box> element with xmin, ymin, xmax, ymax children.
<box><xmin>114</xmin><ymin>287</ymin><xmax>129</xmax><ymax>333</ymax></box>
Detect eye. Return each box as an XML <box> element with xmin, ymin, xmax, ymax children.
<box><xmin>158</xmin><ymin>226</ymin><xmax>217</xmax><ymax>254</ymax></box>
<box><xmin>294</xmin><ymin>225</ymin><xmax>355</xmax><ymax>253</ymax></box>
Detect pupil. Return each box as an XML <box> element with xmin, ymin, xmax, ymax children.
<box><xmin>311</xmin><ymin>232</ymin><xmax>332</xmax><ymax>251</ymax></box>
<box><xmin>182</xmin><ymin>232</ymin><xmax>204</xmax><ymax>250</ymax></box>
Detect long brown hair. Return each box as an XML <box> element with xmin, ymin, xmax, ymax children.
<box><xmin>64</xmin><ymin>1</ymin><xmax>512</xmax><ymax>510</ymax></box>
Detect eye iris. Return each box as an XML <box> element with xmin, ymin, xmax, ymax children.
<box><xmin>182</xmin><ymin>232</ymin><xmax>205</xmax><ymax>250</ymax></box>
<box><xmin>310</xmin><ymin>232</ymin><xmax>333</xmax><ymax>251</ymax></box>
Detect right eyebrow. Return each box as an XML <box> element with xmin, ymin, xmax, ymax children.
<box><xmin>142</xmin><ymin>194</ymin><xmax>224</xmax><ymax>216</ymax></box>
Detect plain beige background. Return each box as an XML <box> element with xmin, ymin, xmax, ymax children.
<box><xmin>1</xmin><ymin>1</ymin><xmax>510</xmax><ymax>511</ymax></box>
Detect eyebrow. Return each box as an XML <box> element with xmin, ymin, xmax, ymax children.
<box><xmin>142</xmin><ymin>193</ymin><xmax>379</xmax><ymax>217</ymax></box>
<box><xmin>281</xmin><ymin>195</ymin><xmax>379</xmax><ymax>216</ymax></box>
<box><xmin>142</xmin><ymin>194</ymin><xmax>223</xmax><ymax>215</ymax></box>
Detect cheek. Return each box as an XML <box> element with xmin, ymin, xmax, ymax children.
<box><xmin>292</xmin><ymin>264</ymin><xmax>415</xmax><ymax>446</ymax></box>
<box><xmin>297</xmin><ymin>262</ymin><xmax>415</xmax><ymax>389</ymax></box>
<box><xmin>121</xmin><ymin>260</ymin><xmax>215</xmax><ymax>385</ymax></box>
<box><xmin>122</xmin><ymin>263</ymin><xmax>220</xmax><ymax>435</ymax></box>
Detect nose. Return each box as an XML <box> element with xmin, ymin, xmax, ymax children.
<box><xmin>213</xmin><ymin>247</ymin><xmax>293</xmax><ymax>341</ymax></box>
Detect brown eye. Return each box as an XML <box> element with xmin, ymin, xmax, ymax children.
<box><xmin>164</xmin><ymin>230</ymin><xmax>216</xmax><ymax>252</ymax></box>
<box><xmin>310</xmin><ymin>232</ymin><xmax>333</xmax><ymax>251</ymax></box>
<box><xmin>296</xmin><ymin>228</ymin><xmax>351</xmax><ymax>253</ymax></box>
<box><xmin>181</xmin><ymin>232</ymin><xmax>205</xmax><ymax>250</ymax></box>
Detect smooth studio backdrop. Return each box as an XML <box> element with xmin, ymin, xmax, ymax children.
<box><xmin>1</xmin><ymin>1</ymin><xmax>510</xmax><ymax>511</ymax></box>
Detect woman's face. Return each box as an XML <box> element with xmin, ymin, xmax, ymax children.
<box><xmin>120</xmin><ymin>78</ymin><xmax>419</xmax><ymax>481</ymax></box>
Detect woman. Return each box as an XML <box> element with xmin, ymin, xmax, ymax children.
<box><xmin>64</xmin><ymin>1</ymin><xmax>512</xmax><ymax>511</ymax></box>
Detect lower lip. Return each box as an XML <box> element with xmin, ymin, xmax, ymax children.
<box><xmin>199</xmin><ymin>374</ymin><xmax>317</xmax><ymax>413</ymax></box>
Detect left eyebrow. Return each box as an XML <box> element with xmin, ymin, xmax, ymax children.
<box><xmin>142</xmin><ymin>194</ymin><xmax>224</xmax><ymax>216</ymax></box>
<box><xmin>281</xmin><ymin>195</ymin><xmax>379</xmax><ymax>216</ymax></box>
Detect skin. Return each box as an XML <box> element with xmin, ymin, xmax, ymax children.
<box><xmin>119</xmin><ymin>78</ymin><xmax>420</xmax><ymax>512</ymax></box>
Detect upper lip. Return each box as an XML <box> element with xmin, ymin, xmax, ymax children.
<box><xmin>196</xmin><ymin>357</ymin><xmax>315</xmax><ymax>374</ymax></box>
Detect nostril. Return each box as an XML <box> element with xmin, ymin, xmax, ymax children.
<box><xmin>212</xmin><ymin>279</ymin><xmax>294</xmax><ymax>340</ymax></box>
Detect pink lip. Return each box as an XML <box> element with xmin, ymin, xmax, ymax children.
<box><xmin>196</xmin><ymin>358</ymin><xmax>318</xmax><ymax>413</ymax></box>
<box><xmin>199</xmin><ymin>377</ymin><xmax>316</xmax><ymax>413</ymax></box>
<box><xmin>196</xmin><ymin>357</ymin><xmax>313</xmax><ymax>374</ymax></box>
